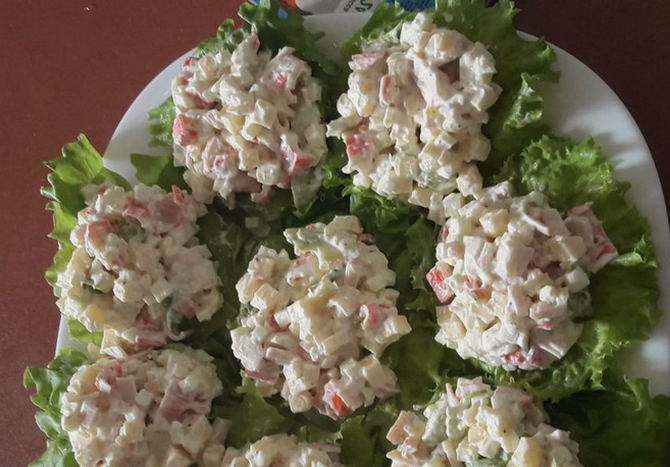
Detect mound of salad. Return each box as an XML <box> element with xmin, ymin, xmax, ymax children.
<box><xmin>24</xmin><ymin>1</ymin><xmax>669</xmax><ymax>467</ymax></box>
<box><xmin>327</xmin><ymin>12</ymin><xmax>501</xmax><ymax>224</ymax></box>
<box><xmin>386</xmin><ymin>378</ymin><xmax>581</xmax><ymax>466</ymax></box>
<box><xmin>427</xmin><ymin>181</ymin><xmax>617</xmax><ymax>370</ymax></box>
<box><xmin>172</xmin><ymin>32</ymin><xmax>327</xmax><ymax>208</ymax></box>
<box><xmin>61</xmin><ymin>346</ymin><xmax>224</xmax><ymax>466</ymax></box>
<box><xmin>233</xmin><ymin>215</ymin><xmax>410</xmax><ymax>418</ymax></box>
<box><xmin>56</xmin><ymin>182</ymin><xmax>222</xmax><ymax>356</ymax></box>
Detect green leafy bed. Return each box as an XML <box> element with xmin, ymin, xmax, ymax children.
<box><xmin>25</xmin><ymin>0</ymin><xmax>669</xmax><ymax>466</ymax></box>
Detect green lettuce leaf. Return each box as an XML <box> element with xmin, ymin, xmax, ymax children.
<box><xmin>340</xmin><ymin>405</ymin><xmax>398</xmax><ymax>467</ymax></box>
<box><xmin>178</xmin><ymin>207</ymin><xmax>259</xmax><ymax>399</ymax></box>
<box><xmin>195</xmin><ymin>19</ymin><xmax>249</xmax><ymax>59</ymax></box>
<box><xmin>131</xmin><ymin>153</ymin><xmax>187</xmax><ymax>189</ymax></box>
<box><xmin>488</xmin><ymin>136</ymin><xmax>660</xmax><ymax>400</ymax></box>
<box><xmin>42</xmin><ymin>135</ymin><xmax>130</xmax><ymax>291</ymax></box>
<box><xmin>67</xmin><ymin>319</ymin><xmax>102</xmax><ymax>347</ymax></box>
<box><xmin>547</xmin><ymin>374</ymin><xmax>670</xmax><ymax>467</ymax></box>
<box><xmin>214</xmin><ymin>378</ymin><xmax>299</xmax><ymax>447</ymax></box>
<box><xmin>147</xmin><ymin>97</ymin><xmax>177</xmax><ymax>148</ymax></box>
<box><xmin>339</xmin><ymin>2</ymin><xmax>415</xmax><ymax>58</ymax></box>
<box><xmin>24</xmin><ymin>348</ymin><xmax>89</xmax><ymax>467</ymax></box>
<box><xmin>213</xmin><ymin>377</ymin><xmax>340</xmax><ymax>448</ymax></box>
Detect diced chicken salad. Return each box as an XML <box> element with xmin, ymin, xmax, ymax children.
<box><xmin>327</xmin><ymin>13</ymin><xmax>501</xmax><ymax>224</ymax></box>
<box><xmin>61</xmin><ymin>346</ymin><xmax>224</xmax><ymax>467</ymax></box>
<box><xmin>232</xmin><ymin>216</ymin><xmax>412</xmax><ymax>418</ymax></box>
<box><xmin>386</xmin><ymin>377</ymin><xmax>582</xmax><ymax>467</ymax></box>
<box><xmin>172</xmin><ymin>32</ymin><xmax>327</xmax><ymax>207</ymax></box>
<box><xmin>202</xmin><ymin>434</ymin><xmax>341</xmax><ymax>466</ymax></box>
<box><xmin>56</xmin><ymin>183</ymin><xmax>222</xmax><ymax>356</ymax></box>
<box><xmin>426</xmin><ymin>182</ymin><xmax>618</xmax><ymax>370</ymax></box>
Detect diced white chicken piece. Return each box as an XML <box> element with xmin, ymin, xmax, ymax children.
<box><xmin>546</xmin><ymin>235</ymin><xmax>588</xmax><ymax>263</ymax></box>
<box><xmin>563</xmin><ymin>267</ymin><xmax>590</xmax><ymax>293</ymax></box>
<box><xmin>532</xmin><ymin>320</ymin><xmax>582</xmax><ymax>359</ymax></box>
<box><xmin>494</xmin><ymin>237</ymin><xmax>534</xmax><ymax>279</ymax></box>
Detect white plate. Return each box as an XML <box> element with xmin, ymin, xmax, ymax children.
<box><xmin>57</xmin><ymin>13</ymin><xmax>670</xmax><ymax>395</ymax></box>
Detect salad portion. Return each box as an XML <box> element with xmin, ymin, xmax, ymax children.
<box><xmin>56</xmin><ymin>182</ymin><xmax>222</xmax><ymax>356</ymax></box>
<box><xmin>427</xmin><ymin>182</ymin><xmax>617</xmax><ymax>370</ymax></box>
<box><xmin>232</xmin><ymin>215</ymin><xmax>411</xmax><ymax>417</ymax></box>
<box><xmin>386</xmin><ymin>377</ymin><xmax>582</xmax><ymax>466</ymax></box>
<box><xmin>204</xmin><ymin>434</ymin><xmax>341</xmax><ymax>466</ymax></box>
<box><xmin>172</xmin><ymin>32</ymin><xmax>327</xmax><ymax>207</ymax></box>
<box><xmin>62</xmin><ymin>346</ymin><xmax>224</xmax><ymax>467</ymax></box>
<box><xmin>327</xmin><ymin>12</ymin><xmax>501</xmax><ymax>224</ymax></box>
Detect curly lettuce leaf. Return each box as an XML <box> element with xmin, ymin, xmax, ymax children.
<box><xmin>131</xmin><ymin>153</ymin><xmax>187</xmax><ymax>189</ymax></box>
<box><xmin>487</xmin><ymin>136</ymin><xmax>660</xmax><ymax>400</ymax></box>
<box><xmin>340</xmin><ymin>405</ymin><xmax>398</xmax><ymax>467</ymax></box>
<box><xmin>195</xmin><ymin>19</ymin><xmax>249</xmax><ymax>58</ymax></box>
<box><xmin>67</xmin><ymin>319</ymin><xmax>102</xmax><ymax>347</ymax></box>
<box><xmin>147</xmin><ymin>97</ymin><xmax>177</xmax><ymax>148</ymax></box>
<box><xmin>23</xmin><ymin>348</ymin><xmax>89</xmax><ymax>467</ymax></box>
<box><xmin>213</xmin><ymin>377</ymin><xmax>340</xmax><ymax>448</ymax></box>
<box><xmin>339</xmin><ymin>1</ymin><xmax>415</xmax><ymax>58</ymax></box>
<box><xmin>547</xmin><ymin>374</ymin><xmax>670</xmax><ymax>467</ymax></box>
<box><xmin>42</xmin><ymin>135</ymin><xmax>130</xmax><ymax>290</ymax></box>
<box><xmin>214</xmin><ymin>378</ymin><xmax>298</xmax><ymax>447</ymax></box>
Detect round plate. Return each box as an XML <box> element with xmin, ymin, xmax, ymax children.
<box><xmin>57</xmin><ymin>13</ymin><xmax>670</xmax><ymax>395</ymax></box>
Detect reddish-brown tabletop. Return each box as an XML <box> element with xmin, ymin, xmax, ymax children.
<box><xmin>2</xmin><ymin>1</ymin><xmax>668</xmax><ymax>464</ymax></box>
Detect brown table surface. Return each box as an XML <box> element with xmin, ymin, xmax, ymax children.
<box><xmin>2</xmin><ymin>0</ymin><xmax>668</xmax><ymax>464</ymax></box>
